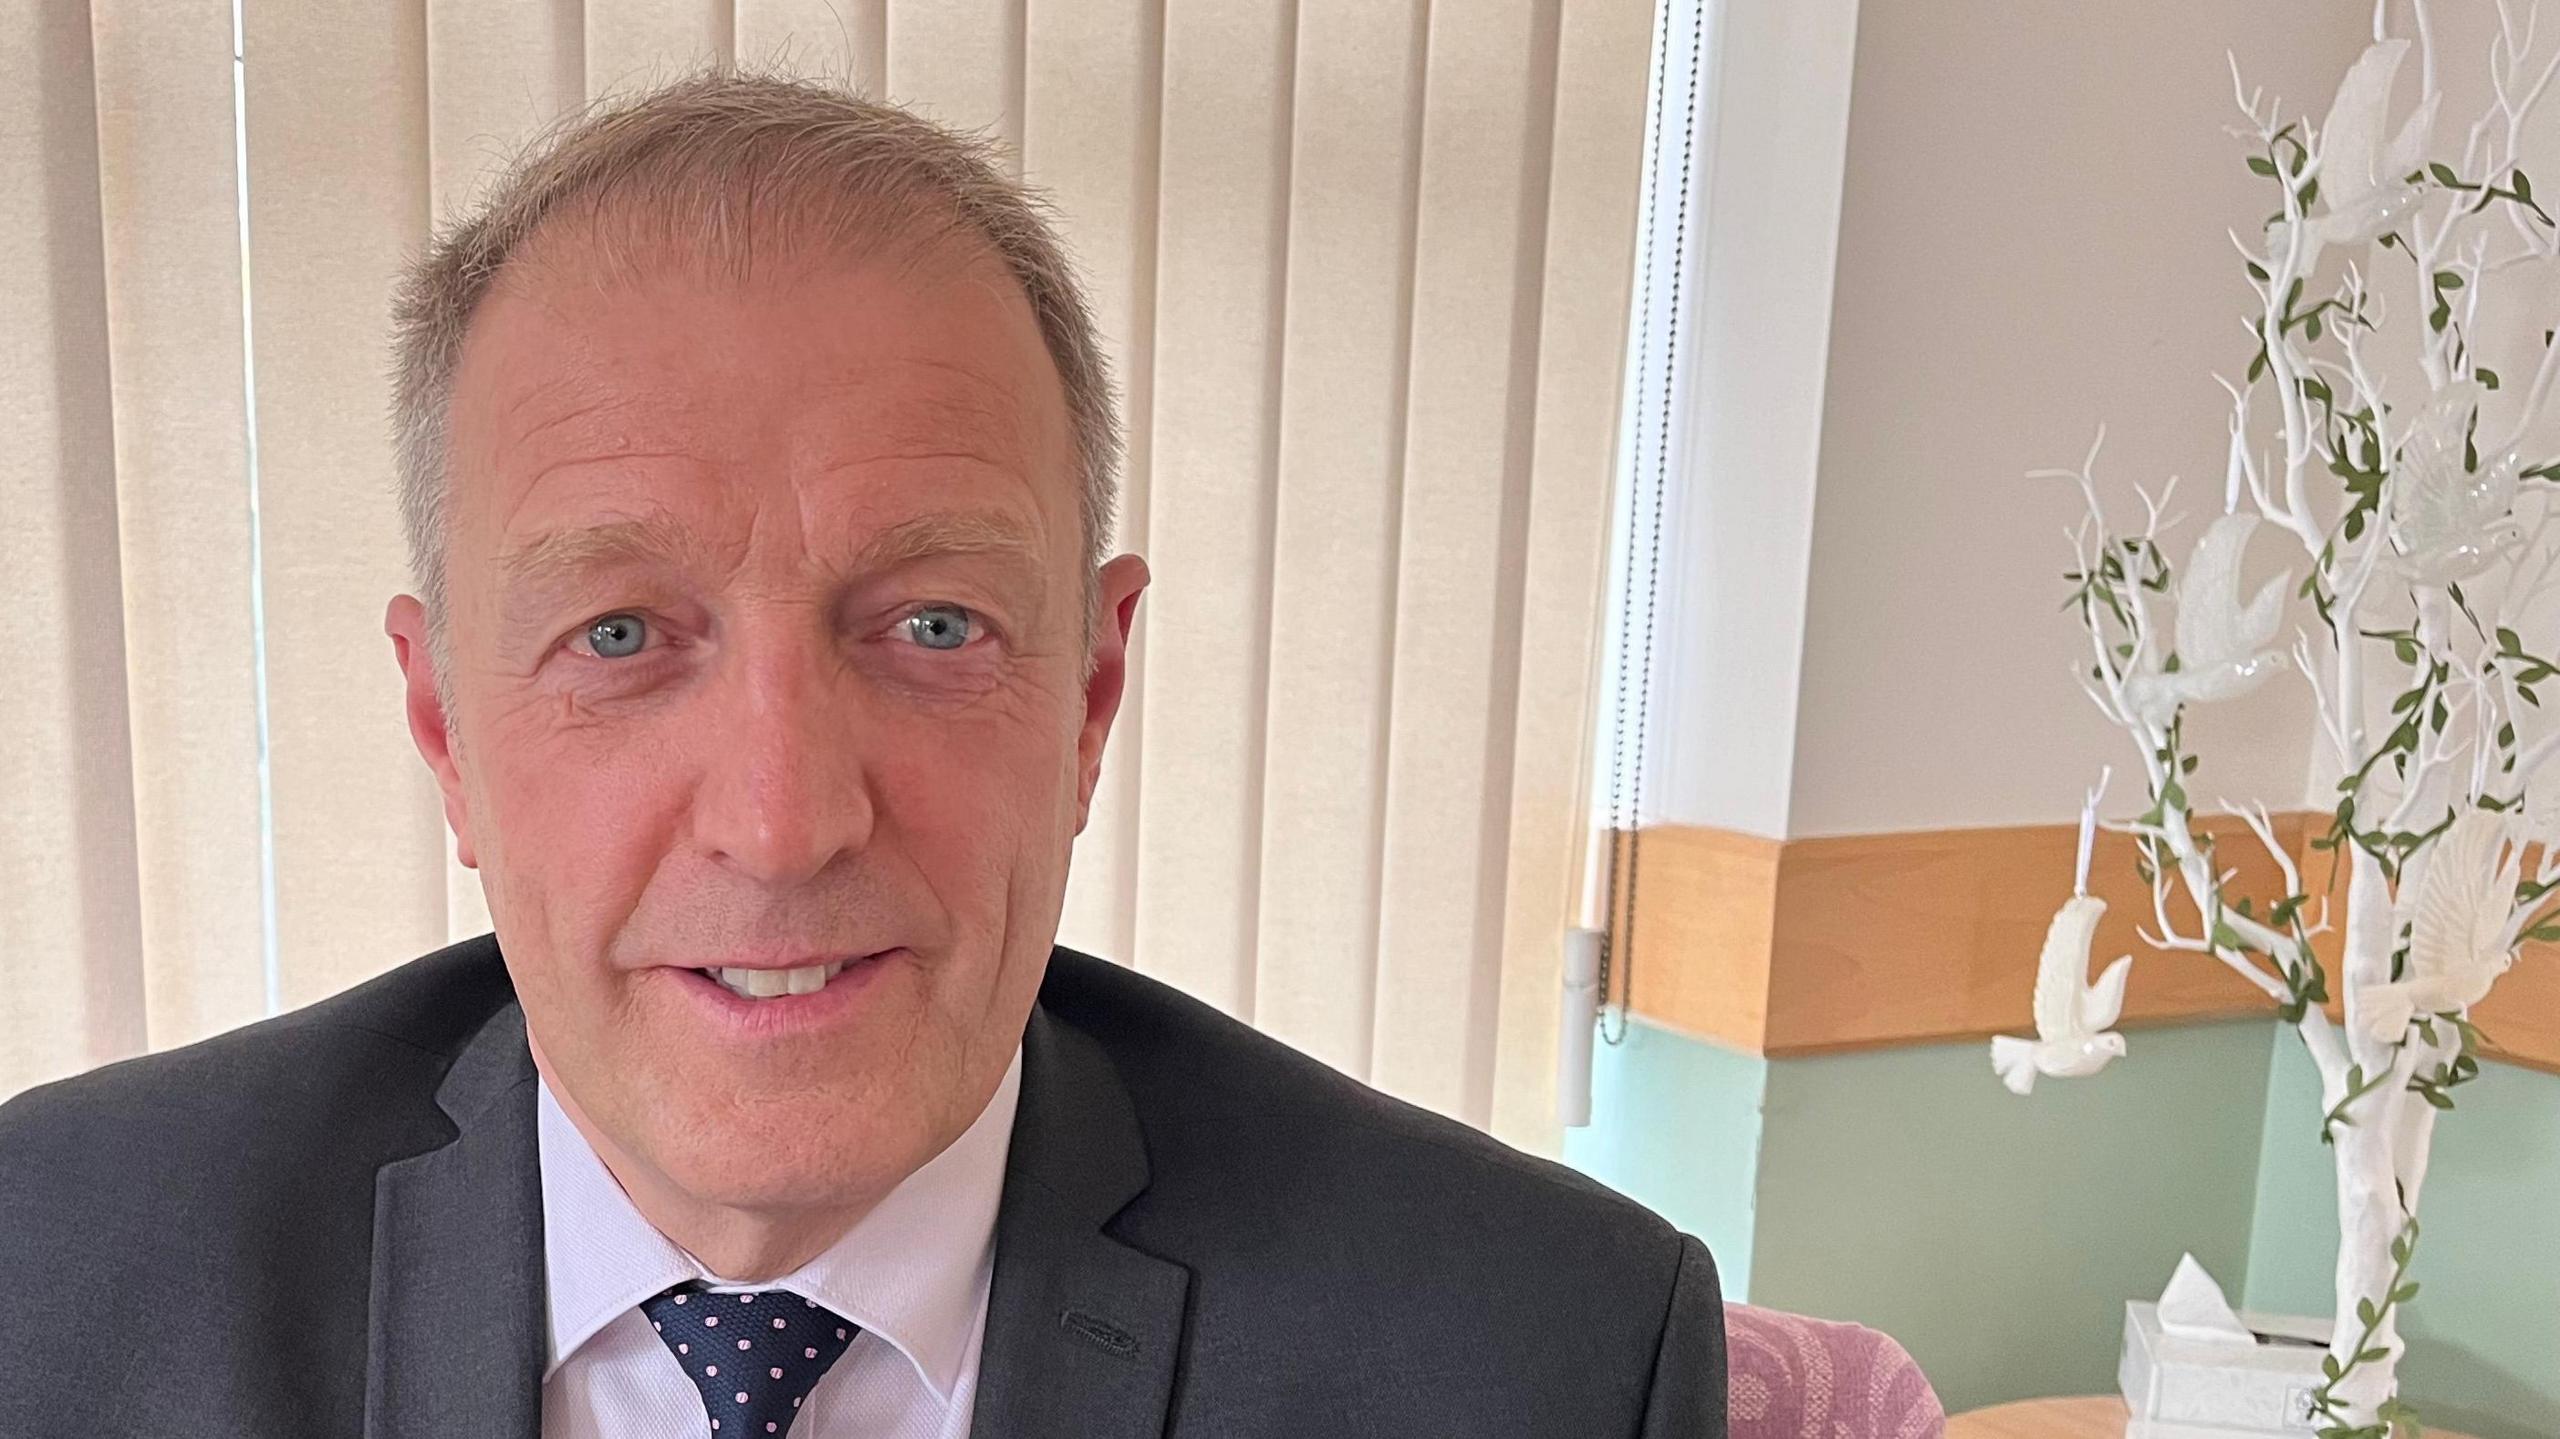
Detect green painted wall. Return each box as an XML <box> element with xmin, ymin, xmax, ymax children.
<box><xmin>1745</xmin><ymin>1023</ymin><xmax>2272</xmax><ymax>1414</ymax></box>
<box><xmin>1569</xmin><ymin>1015</ymin><xmax>2560</xmax><ymax>1432</ymax></box>
<box><xmin>1564</xmin><ymin>1018</ymin><xmax>1768</xmax><ymax>1298</ymax></box>
<box><xmin>1567</xmin><ymin>1019</ymin><xmax>2275</xmax><ymax>1413</ymax></box>
<box><xmin>2242</xmin><ymin>1028</ymin><xmax>2560</xmax><ymax>1439</ymax></box>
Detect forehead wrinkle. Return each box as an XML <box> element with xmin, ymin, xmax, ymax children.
<box><xmin>812</xmin><ymin>363</ymin><xmax>1046</xmax><ymax>477</ymax></box>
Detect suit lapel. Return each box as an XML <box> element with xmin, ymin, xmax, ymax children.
<box><xmin>355</xmin><ymin>960</ymin><xmax>1188</xmax><ymax>1439</ymax></box>
<box><xmin>971</xmin><ymin>1000</ymin><xmax>1190</xmax><ymax>1439</ymax></box>
<box><xmin>364</xmin><ymin>1002</ymin><xmax>546</xmax><ymax>1439</ymax></box>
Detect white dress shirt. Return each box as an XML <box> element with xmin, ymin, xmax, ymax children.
<box><xmin>537</xmin><ymin>1050</ymin><xmax>1024</xmax><ymax>1439</ymax></box>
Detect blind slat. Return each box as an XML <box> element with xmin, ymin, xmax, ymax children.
<box><xmin>1024</xmin><ymin>0</ymin><xmax>1164</xmax><ymax>966</ymax></box>
<box><xmin>1373</xmin><ymin>0</ymin><xmax>1553</xmax><ymax>1126</ymax></box>
<box><xmin>1488</xmin><ymin>0</ymin><xmax>1654</xmax><ymax>1154</ymax></box>
<box><xmin>429</xmin><ymin>0</ymin><xmax>582</xmax><ymax>226</ymax></box>
<box><xmin>0</xmin><ymin>0</ymin><xmax>147</xmax><ymax>1094</ymax></box>
<box><xmin>90</xmin><ymin>0</ymin><xmax>268</xmax><ymax>1046</ymax></box>
<box><xmin>1250</xmin><ymin>0</ymin><xmax>1430</xmax><ymax>1079</ymax></box>
<box><xmin>883</xmin><ymin>0</ymin><xmax>1022</xmax><ymax>170</ymax></box>
<box><xmin>736</xmin><ymin>0</ymin><xmax>887</xmax><ymax>92</ymax></box>
<box><xmin>586</xmin><ymin>0</ymin><xmax>732</xmax><ymax>100</ymax></box>
<box><xmin>242</xmin><ymin>0</ymin><xmax>449</xmax><ymax>1008</ymax></box>
<box><xmin>1133</xmin><ymin>0</ymin><xmax>1297</xmax><ymax>1019</ymax></box>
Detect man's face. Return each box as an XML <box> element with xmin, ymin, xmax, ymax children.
<box><xmin>391</xmin><ymin>232</ymin><xmax>1143</xmax><ymax>1226</ymax></box>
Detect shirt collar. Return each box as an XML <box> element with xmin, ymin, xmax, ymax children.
<box><xmin>537</xmin><ymin>1048</ymin><xmax>1024</xmax><ymax>1403</ymax></box>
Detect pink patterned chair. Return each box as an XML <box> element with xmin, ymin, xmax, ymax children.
<box><xmin>1725</xmin><ymin>1303</ymin><xmax>1945</xmax><ymax>1439</ymax></box>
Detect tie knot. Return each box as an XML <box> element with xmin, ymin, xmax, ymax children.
<box><xmin>641</xmin><ymin>1282</ymin><xmax>860</xmax><ymax>1436</ymax></box>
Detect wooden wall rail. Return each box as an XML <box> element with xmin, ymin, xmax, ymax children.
<box><xmin>1622</xmin><ymin>817</ymin><xmax>2560</xmax><ymax>1074</ymax></box>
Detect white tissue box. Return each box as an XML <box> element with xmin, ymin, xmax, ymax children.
<box><xmin>2119</xmin><ymin>1300</ymin><xmax>2329</xmax><ymax>1435</ymax></box>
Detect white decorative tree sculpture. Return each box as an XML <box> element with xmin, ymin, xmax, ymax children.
<box><xmin>2001</xmin><ymin>5</ymin><xmax>2560</xmax><ymax>1432</ymax></box>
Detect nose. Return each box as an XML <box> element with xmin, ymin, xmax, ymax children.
<box><xmin>690</xmin><ymin>622</ymin><xmax>877</xmax><ymax>889</ymax></box>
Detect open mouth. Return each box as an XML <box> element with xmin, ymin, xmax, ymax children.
<box><xmin>691</xmin><ymin>959</ymin><xmax>853</xmax><ymax>1000</ymax></box>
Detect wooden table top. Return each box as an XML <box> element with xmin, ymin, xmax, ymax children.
<box><xmin>1947</xmin><ymin>1395</ymin><xmax>2482</xmax><ymax>1439</ymax></box>
<box><xmin>1947</xmin><ymin>1397</ymin><xmax>2130</xmax><ymax>1439</ymax></box>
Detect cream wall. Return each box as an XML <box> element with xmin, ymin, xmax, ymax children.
<box><xmin>1642</xmin><ymin>0</ymin><xmax>2375</xmax><ymax>838</ymax></box>
<box><xmin>1786</xmin><ymin>0</ymin><xmax>2365</xmax><ymax>838</ymax></box>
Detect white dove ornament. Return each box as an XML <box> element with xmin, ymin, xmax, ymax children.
<box><xmin>2388</xmin><ymin>381</ymin><xmax>2526</xmax><ymax>585</ymax></box>
<box><xmin>2121</xmin><ymin>514</ymin><xmax>2291</xmax><ymax>727</ymax></box>
<box><xmin>2271</xmin><ymin>40</ymin><xmax>2435</xmax><ymax>264</ymax></box>
<box><xmin>2358</xmin><ymin>807</ymin><xmax>2521</xmax><ymax>1041</ymax></box>
<box><xmin>1992</xmin><ymin>894</ymin><xmax>2134</xmax><ymax>1095</ymax></box>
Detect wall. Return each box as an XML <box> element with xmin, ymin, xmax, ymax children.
<box><xmin>1574</xmin><ymin>0</ymin><xmax>2560</xmax><ymax>1428</ymax></box>
<box><xmin>1564</xmin><ymin>1017</ymin><xmax>1768</xmax><ymax>1297</ymax></box>
<box><xmin>2245</xmin><ymin>1031</ymin><xmax>2560</xmax><ymax>1439</ymax></box>
<box><xmin>1787</xmin><ymin>0</ymin><xmax>2360</xmax><ymax>838</ymax></box>
<box><xmin>1575</xmin><ymin>1017</ymin><xmax>2273</xmax><ymax>1413</ymax></box>
<box><xmin>1581</xmin><ymin>1017</ymin><xmax>2560</xmax><ymax>1434</ymax></box>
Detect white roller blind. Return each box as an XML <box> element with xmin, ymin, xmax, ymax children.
<box><xmin>1</xmin><ymin>0</ymin><xmax>1654</xmax><ymax>1154</ymax></box>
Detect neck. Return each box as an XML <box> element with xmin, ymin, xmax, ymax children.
<box><xmin>530</xmin><ymin>1050</ymin><xmax>876</xmax><ymax>1284</ymax></box>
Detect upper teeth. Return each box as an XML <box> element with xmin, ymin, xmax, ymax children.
<box><xmin>712</xmin><ymin>961</ymin><xmax>847</xmax><ymax>999</ymax></box>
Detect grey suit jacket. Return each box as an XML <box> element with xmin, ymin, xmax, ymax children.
<box><xmin>0</xmin><ymin>936</ymin><xmax>1726</xmax><ymax>1437</ymax></box>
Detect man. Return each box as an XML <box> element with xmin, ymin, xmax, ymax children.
<box><xmin>0</xmin><ymin>74</ymin><xmax>1724</xmax><ymax>1438</ymax></box>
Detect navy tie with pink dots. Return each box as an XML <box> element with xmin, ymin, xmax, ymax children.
<box><xmin>642</xmin><ymin>1282</ymin><xmax>859</xmax><ymax>1436</ymax></box>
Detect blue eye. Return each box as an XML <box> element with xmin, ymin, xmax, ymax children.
<box><xmin>585</xmin><ymin>613</ymin><xmax>648</xmax><ymax>659</ymax></box>
<box><xmin>903</xmin><ymin>605</ymin><xmax>975</xmax><ymax>651</ymax></box>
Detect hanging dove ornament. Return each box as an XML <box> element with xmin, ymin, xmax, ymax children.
<box><xmin>2387</xmin><ymin>381</ymin><xmax>2526</xmax><ymax>585</ymax></box>
<box><xmin>2270</xmin><ymin>39</ymin><xmax>2436</xmax><ymax>266</ymax></box>
<box><xmin>1993</xmin><ymin>774</ymin><xmax>2133</xmax><ymax>1095</ymax></box>
<box><xmin>2121</xmin><ymin>513</ymin><xmax>2292</xmax><ymax>727</ymax></box>
<box><xmin>2356</xmin><ymin>807</ymin><xmax>2521</xmax><ymax>1041</ymax></box>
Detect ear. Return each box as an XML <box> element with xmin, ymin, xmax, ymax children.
<box><xmin>385</xmin><ymin>595</ymin><xmax>480</xmax><ymax>869</ymax></box>
<box><xmin>1073</xmin><ymin>553</ymin><xmax>1150</xmax><ymax>834</ymax></box>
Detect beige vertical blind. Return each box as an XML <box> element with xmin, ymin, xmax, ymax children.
<box><xmin>1</xmin><ymin>0</ymin><xmax>1651</xmax><ymax>1153</ymax></box>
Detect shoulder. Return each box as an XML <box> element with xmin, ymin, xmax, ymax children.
<box><xmin>0</xmin><ymin>935</ymin><xmax>515</xmax><ymax>1239</ymax></box>
<box><xmin>1037</xmin><ymin>946</ymin><xmax>1701</xmax><ymax>1306</ymax></box>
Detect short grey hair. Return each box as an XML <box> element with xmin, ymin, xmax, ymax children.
<box><xmin>389</xmin><ymin>70</ymin><xmax>1121</xmax><ymax>661</ymax></box>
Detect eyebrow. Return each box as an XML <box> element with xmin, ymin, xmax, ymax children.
<box><xmin>492</xmin><ymin>510</ymin><xmax>1052</xmax><ymax>614</ymax></box>
<box><xmin>849</xmin><ymin>511</ymin><xmax>1048</xmax><ymax>576</ymax></box>
<box><xmin>495</xmin><ymin>513</ymin><xmax>718</xmax><ymax>593</ymax></box>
